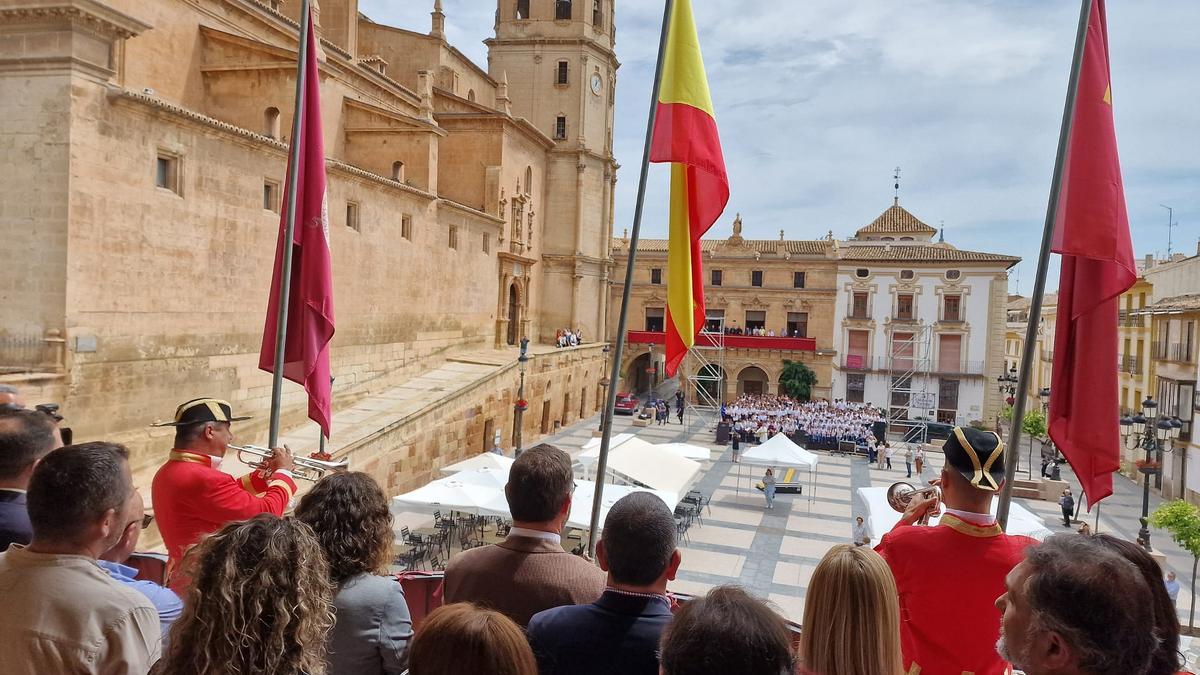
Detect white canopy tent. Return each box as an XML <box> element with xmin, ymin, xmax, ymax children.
<box><xmin>655</xmin><ymin>442</ymin><xmax>714</xmax><ymax>461</ymax></box>
<box><xmin>602</xmin><ymin>438</ymin><xmax>702</xmax><ymax>497</ymax></box>
<box><xmin>736</xmin><ymin>433</ymin><xmax>819</xmax><ymax>502</ymax></box>
<box><xmin>582</xmin><ymin>433</ymin><xmax>636</xmax><ymax>452</ymax></box>
<box><xmin>567</xmin><ymin>481</ymin><xmax>678</xmax><ymax>532</ymax></box>
<box><xmin>577</xmin><ymin>433</ymin><xmax>636</xmax><ymax>477</ymax></box>
<box><xmin>856</xmin><ymin>487</ymin><xmax>1054</xmax><ymax>541</ymax></box>
<box><xmin>438</xmin><ymin>452</ymin><xmax>514</xmax><ymax>476</ymax></box>
<box><xmin>392</xmin><ymin>470</ymin><xmax>509</xmax><ymax>516</ymax></box>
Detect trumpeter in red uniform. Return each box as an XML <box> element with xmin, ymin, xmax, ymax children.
<box><xmin>150</xmin><ymin>398</ymin><xmax>296</xmax><ymax>594</ymax></box>
<box><xmin>875</xmin><ymin>427</ymin><xmax>1038</xmax><ymax>675</ymax></box>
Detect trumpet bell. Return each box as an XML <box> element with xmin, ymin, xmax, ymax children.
<box><xmin>886</xmin><ymin>481</ymin><xmax>941</xmax><ymax>524</ymax></box>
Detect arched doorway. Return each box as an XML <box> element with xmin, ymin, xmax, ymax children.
<box><xmin>627</xmin><ymin>353</ymin><xmax>655</xmax><ymax>394</ymax></box>
<box><xmin>695</xmin><ymin>364</ymin><xmax>727</xmax><ymax>404</ymax></box>
<box><xmin>737</xmin><ymin>366</ymin><xmax>770</xmax><ymax>396</ymax></box>
<box><xmin>506</xmin><ymin>283</ymin><xmax>520</xmax><ymax>346</ymax></box>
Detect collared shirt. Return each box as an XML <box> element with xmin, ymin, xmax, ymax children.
<box><xmin>942</xmin><ymin>507</ymin><xmax>996</xmax><ymax>527</ymax></box>
<box><xmin>852</xmin><ymin>522</ymin><xmax>871</xmax><ymax>544</ymax></box>
<box><xmin>0</xmin><ymin>546</ymin><xmax>161</xmax><ymax>674</ymax></box>
<box><xmin>96</xmin><ymin>560</ymin><xmax>183</xmax><ymax>644</ymax></box>
<box><xmin>508</xmin><ymin>526</ymin><xmax>562</xmax><ymax>545</ymax></box>
<box><xmin>1165</xmin><ymin>578</ymin><xmax>1181</xmax><ymax>602</ymax></box>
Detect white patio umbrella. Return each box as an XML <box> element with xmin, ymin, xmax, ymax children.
<box><xmin>439</xmin><ymin>452</ymin><xmax>515</xmax><ymax>476</ymax></box>
<box><xmin>566</xmin><ymin>480</ymin><xmax>679</xmax><ymax>531</ymax></box>
<box><xmin>393</xmin><ymin>469</ymin><xmax>507</xmax><ymax>516</ymax></box>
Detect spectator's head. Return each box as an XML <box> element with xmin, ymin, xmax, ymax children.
<box><xmin>100</xmin><ymin>488</ymin><xmax>148</xmax><ymax>565</ymax></box>
<box><xmin>1168</xmin><ymin>571</ymin><xmax>1177</xmax><ymax>581</ymax></box>
<box><xmin>26</xmin><ymin>442</ymin><xmax>136</xmax><ymax>557</ymax></box>
<box><xmin>160</xmin><ymin>515</ymin><xmax>334</xmax><ymax>675</ymax></box>
<box><xmin>408</xmin><ymin>603</ymin><xmax>537</xmax><ymax>675</ymax></box>
<box><xmin>155</xmin><ymin>398</ymin><xmax>249</xmax><ymax>456</ymax></box>
<box><xmin>995</xmin><ymin>534</ymin><xmax>1156</xmax><ymax>675</ymax></box>
<box><xmin>0</xmin><ymin>384</ymin><xmax>24</xmax><ymax>409</ymax></box>
<box><xmin>505</xmin><ymin>443</ymin><xmax>574</xmax><ymax>529</ymax></box>
<box><xmin>295</xmin><ymin>471</ymin><xmax>393</xmax><ymax>585</ymax></box>
<box><xmin>598</xmin><ymin>492</ymin><xmax>680</xmax><ymax>590</ymax></box>
<box><xmin>855</xmin><ymin>516</ymin><xmax>864</xmax><ymax>526</ymax></box>
<box><xmin>661</xmin><ymin>586</ymin><xmax>794</xmax><ymax>675</ymax></box>
<box><xmin>0</xmin><ymin>407</ymin><xmax>62</xmax><ymax>489</ymax></box>
<box><xmin>800</xmin><ymin>545</ymin><xmax>903</xmax><ymax>675</ymax></box>
<box><xmin>1092</xmin><ymin>534</ymin><xmax>1181</xmax><ymax>675</ymax></box>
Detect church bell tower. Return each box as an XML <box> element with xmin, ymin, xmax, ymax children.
<box><xmin>487</xmin><ymin>0</ymin><xmax>619</xmax><ymax>342</ymax></box>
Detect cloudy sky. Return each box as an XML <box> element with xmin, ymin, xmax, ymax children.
<box><xmin>364</xmin><ymin>1</ymin><xmax>1199</xmax><ymax>295</ymax></box>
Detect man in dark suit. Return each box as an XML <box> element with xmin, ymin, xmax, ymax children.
<box><xmin>0</xmin><ymin>408</ymin><xmax>63</xmax><ymax>551</ymax></box>
<box><xmin>444</xmin><ymin>443</ymin><xmax>605</xmax><ymax>626</ymax></box>
<box><xmin>527</xmin><ymin>491</ymin><xmax>681</xmax><ymax>675</ymax></box>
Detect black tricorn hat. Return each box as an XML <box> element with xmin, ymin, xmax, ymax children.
<box><xmin>151</xmin><ymin>398</ymin><xmax>251</xmax><ymax>427</ymax></box>
<box><xmin>943</xmin><ymin>427</ymin><xmax>1006</xmax><ymax>491</ymax></box>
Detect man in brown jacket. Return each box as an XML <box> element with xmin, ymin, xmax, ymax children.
<box><xmin>444</xmin><ymin>443</ymin><xmax>605</xmax><ymax>626</ymax></box>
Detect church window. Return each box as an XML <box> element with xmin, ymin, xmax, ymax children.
<box><xmin>645</xmin><ymin>307</ymin><xmax>665</xmax><ymax>332</ymax></box>
<box><xmin>556</xmin><ymin>0</ymin><xmax>572</xmax><ymax>20</ymax></box>
<box><xmin>945</xmin><ymin>269</ymin><xmax>962</xmax><ymax>280</ymax></box>
<box><xmin>516</xmin><ymin>0</ymin><xmax>530</xmax><ymax>20</ymax></box>
<box><xmin>483</xmin><ymin>233</ymin><xmax>491</xmax><ymax>254</ymax></box>
<box><xmin>263</xmin><ymin>179</ymin><xmax>279</xmax><ymax>213</ymax></box>
<box><xmin>711</xmin><ymin>269</ymin><xmax>722</xmax><ymax>286</ymax></box>
<box><xmin>556</xmin><ymin>61</ymin><xmax>569</xmax><ymax>85</ymax></box>
<box><xmin>793</xmin><ymin>271</ymin><xmax>806</xmax><ymax>288</ymax></box>
<box><xmin>449</xmin><ymin>225</ymin><xmax>459</xmax><ymax>250</ymax></box>
<box><xmin>751</xmin><ymin>270</ymin><xmax>763</xmax><ymax>287</ymax></box>
<box><xmin>264</xmin><ymin>107</ymin><xmax>281</xmax><ymax>139</ymax></box>
<box><xmin>855</xmin><ymin>268</ymin><xmax>870</xmax><ymax>278</ymax></box>
<box><xmin>593</xmin><ymin>0</ymin><xmax>603</xmax><ymax>30</ymax></box>
<box><xmin>554</xmin><ymin>115</ymin><xmax>567</xmax><ymax>140</ymax></box>
<box><xmin>155</xmin><ymin>152</ymin><xmax>180</xmax><ymax>195</ymax></box>
<box><xmin>401</xmin><ymin>214</ymin><xmax>413</xmax><ymax>241</ymax></box>
<box><xmin>650</xmin><ymin>268</ymin><xmax>662</xmax><ymax>285</ymax></box>
<box><xmin>392</xmin><ymin>161</ymin><xmax>405</xmax><ymax>182</ymax></box>
<box><xmin>345</xmin><ymin>202</ymin><xmax>360</xmax><ymax>232</ymax></box>
<box><xmin>900</xmin><ymin>269</ymin><xmax>914</xmax><ymax>280</ymax></box>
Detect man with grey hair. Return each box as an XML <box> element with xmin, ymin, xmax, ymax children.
<box><xmin>994</xmin><ymin>533</ymin><xmax>1156</xmax><ymax>675</ymax></box>
<box><xmin>0</xmin><ymin>442</ymin><xmax>160</xmax><ymax>673</ymax></box>
<box><xmin>527</xmin><ymin>491</ymin><xmax>681</xmax><ymax>675</ymax></box>
<box><xmin>0</xmin><ymin>384</ymin><xmax>23</xmax><ymax>409</ymax></box>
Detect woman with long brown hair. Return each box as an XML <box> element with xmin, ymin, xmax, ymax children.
<box><xmin>295</xmin><ymin>471</ymin><xmax>413</xmax><ymax>674</ymax></box>
<box><xmin>153</xmin><ymin>514</ymin><xmax>335</xmax><ymax>675</ymax></box>
<box><xmin>800</xmin><ymin>544</ymin><xmax>904</xmax><ymax>675</ymax></box>
<box><xmin>406</xmin><ymin>603</ymin><xmax>537</xmax><ymax>675</ymax></box>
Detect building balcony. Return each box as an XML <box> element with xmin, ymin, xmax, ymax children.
<box><xmin>626</xmin><ymin>330</ymin><xmax>817</xmax><ymax>352</ymax></box>
<box><xmin>1119</xmin><ymin>354</ymin><xmax>1142</xmax><ymax>375</ymax></box>
<box><xmin>1118</xmin><ymin>311</ymin><xmax>1145</xmax><ymax>328</ymax></box>
<box><xmin>839</xmin><ymin>355</ymin><xmax>986</xmax><ymax>375</ymax></box>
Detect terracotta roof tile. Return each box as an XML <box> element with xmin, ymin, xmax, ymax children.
<box><xmin>614</xmin><ymin>238</ymin><xmax>832</xmax><ymax>255</ymax></box>
<box><xmin>836</xmin><ymin>244</ymin><xmax>1020</xmax><ymax>264</ymax></box>
<box><xmin>1147</xmin><ymin>293</ymin><xmax>1200</xmax><ymax>312</ymax></box>
<box><xmin>856</xmin><ymin>204</ymin><xmax>938</xmax><ymax>236</ymax></box>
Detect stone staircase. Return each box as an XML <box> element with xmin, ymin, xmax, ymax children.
<box><xmin>1012</xmin><ymin>478</ymin><xmax>1044</xmax><ymax>500</ymax></box>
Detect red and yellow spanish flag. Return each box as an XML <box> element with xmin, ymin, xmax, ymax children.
<box><xmin>650</xmin><ymin>0</ymin><xmax>729</xmax><ymax>377</ymax></box>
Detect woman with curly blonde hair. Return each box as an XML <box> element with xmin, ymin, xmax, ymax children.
<box><xmin>296</xmin><ymin>471</ymin><xmax>413</xmax><ymax>674</ymax></box>
<box><xmin>152</xmin><ymin>514</ymin><xmax>335</xmax><ymax>675</ymax></box>
<box><xmin>800</xmin><ymin>544</ymin><xmax>904</xmax><ymax>675</ymax></box>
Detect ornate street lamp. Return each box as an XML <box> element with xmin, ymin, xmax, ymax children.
<box><xmin>598</xmin><ymin>344</ymin><xmax>611</xmax><ymax>432</ymax></box>
<box><xmin>1119</xmin><ymin>396</ymin><xmax>1170</xmax><ymax>551</ymax></box>
<box><xmin>514</xmin><ymin>336</ymin><xmax>530</xmax><ymax>458</ymax></box>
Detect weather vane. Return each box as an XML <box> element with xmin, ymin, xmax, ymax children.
<box><xmin>893</xmin><ymin>166</ymin><xmax>901</xmax><ymax>206</ymax></box>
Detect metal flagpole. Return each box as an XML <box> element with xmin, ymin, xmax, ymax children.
<box><xmin>267</xmin><ymin>0</ymin><xmax>312</xmax><ymax>448</ymax></box>
<box><xmin>587</xmin><ymin>0</ymin><xmax>674</xmax><ymax>558</ymax></box>
<box><xmin>997</xmin><ymin>0</ymin><xmax>1093</xmax><ymax>530</ymax></box>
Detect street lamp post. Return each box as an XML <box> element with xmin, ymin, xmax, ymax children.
<box><xmin>1119</xmin><ymin>396</ymin><xmax>1182</xmax><ymax>551</ymax></box>
<box><xmin>598</xmin><ymin>344</ymin><xmax>611</xmax><ymax>432</ymax></box>
<box><xmin>996</xmin><ymin>367</ymin><xmax>1020</xmax><ymax>473</ymax></box>
<box><xmin>647</xmin><ymin>343</ymin><xmax>657</xmax><ymax>398</ymax></box>
<box><xmin>514</xmin><ymin>336</ymin><xmax>530</xmax><ymax>458</ymax></box>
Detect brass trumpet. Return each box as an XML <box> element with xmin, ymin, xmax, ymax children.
<box><xmin>230</xmin><ymin>444</ymin><xmax>348</xmax><ymax>481</ymax></box>
<box><xmin>886</xmin><ymin>481</ymin><xmax>942</xmax><ymax>526</ymax></box>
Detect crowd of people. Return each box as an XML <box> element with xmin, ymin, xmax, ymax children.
<box><xmin>720</xmin><ymin>324</ymin><xmax>808</xmax><ymax>338</ymax></box>
<box><xmin>0</xmin><ymin>387</ymin><xmax>1189</xmax><ymax>675</ymax></box>
<box><xmin>553</xmin><ymin>328</ymin><xmax>583</xmax><ymax>348</ymax></box>
<box><xmin>725</xmin><ymin>394</ymin><xmax>884</xmax><ymax>448</ymax></box>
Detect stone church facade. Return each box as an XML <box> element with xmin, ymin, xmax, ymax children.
<box><xmin>0</xmin><ymin>0</ymin><xmax>618</xmax><ymax>488</ymax></box>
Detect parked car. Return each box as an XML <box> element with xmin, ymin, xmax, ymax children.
<box><xmin>613</xmin><ymin>392</ymin><xmax>640</xmax><ymax>415</ymax></box>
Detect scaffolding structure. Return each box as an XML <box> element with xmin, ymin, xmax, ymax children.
<box><xmin>886</xmin><ymin>324</ymin><xmax>935</xmax><ymax>443</ymax></box>
<box><xmin>683</xmin><ymin>317</ymin><xmax>726</xmax><ymax>431</ymax></box>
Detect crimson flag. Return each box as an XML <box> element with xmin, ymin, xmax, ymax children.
<box><xmin>260</xmin><ymin>12</ymin><xmax>335</xmax><ymax>438</ymax></box>
<box><xmin>1048</xmin><ymin>0</ymin><xmax>1136</xmax><ymax>505</ymax></box>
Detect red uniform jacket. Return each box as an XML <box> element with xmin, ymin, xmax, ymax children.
<box><xmin>876</xmin><ymin>514</ymin><xmax>1037</xmax><ymax>675</ymax></box>
<box><xmin>151</xmin><ymin>450</ymin><xmax>296</xmax><ymax>595</ymax></box>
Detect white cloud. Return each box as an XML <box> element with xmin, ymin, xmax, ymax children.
<box><xmin>361</xmin><ymin>0</ymin><xmax>1200</xmax><ymax>293</ymax></box>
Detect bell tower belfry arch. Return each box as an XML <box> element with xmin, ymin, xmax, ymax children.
<box><xmin>486</xmin><ymin>0</ymin><xmax>619</xmax><ymax>342</ymax></box>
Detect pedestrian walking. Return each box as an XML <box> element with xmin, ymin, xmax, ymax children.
<box><xmin>1059</xmin><ymin>488</ymin><xmax>1075</xmax><ymax>527</ymax></box>
<box><xmin>763</xmin><ymin>469</ymin><xmax>776</xmax><ymax>510</ymax></box>
<box><xmin>1040</xmin><ymin>441</ymin><xmax>1056</xmax><ymax>478</ymax></box>
<box><xmin>881</xmin><ymin>441</ymin><xmax>892</xmax><ymax>470</ymax></box>
<box><xmin>904</xmin><ymin>445</ymin><xmax>914</xmax><ymax>478</ymax></box>
<box><xmin>913</xmin><ymin>445</ymin><xmax>925</xmax><ymax>478</ymax></box>
<box><xmin>676</xmin><ymin>406</ymin><xmax>684</xmax><ymax>425</ymax></box>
